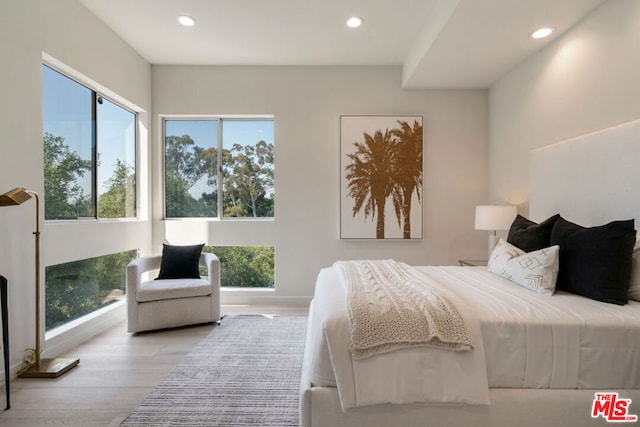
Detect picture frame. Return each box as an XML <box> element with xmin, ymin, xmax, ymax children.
<box><xmin>340</xmin><ymin>115</ymin><xmax>424</xmax><ymax>239</ymax></box>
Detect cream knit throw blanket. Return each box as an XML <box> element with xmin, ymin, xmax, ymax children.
<box><xmin>335</xmin><ymin>259</ymin><xmax>473</xmax><ymax>360</ymax></box>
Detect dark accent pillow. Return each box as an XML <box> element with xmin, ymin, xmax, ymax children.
<box><xmin>507</xmin><ymin>214</ymin><xmax>560</xmax><ymax>252</ymax></box>
<box><xmin>550</xmin><ymin>217</ymin><xmax>636</xmax><ymax>305</ymax></box>
<box><xmin>156</xmin><ymin>243</ymin><xmax>205</xmax><ymax>280</ymax></box>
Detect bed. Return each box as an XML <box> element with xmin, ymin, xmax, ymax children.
<box><xmin>299</xmin><ymin>118</ymin><xmax>640</xmax><ymax>427</ymax></box>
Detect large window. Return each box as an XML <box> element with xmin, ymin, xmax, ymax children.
<box><xmin>45</xmin><ymin>250</ymin><xmax>137</xmax><ymax>331</ymax></box>
<box><xmin>42</xmin><ymin>62</ymin><xmax>138</xmax><ymax>331</ymax></box>
<box><xmin>164</xmin><ymin>118</ymin><xmax>274</xmax><ymax>218</ymax></box>
<box><xmin>43</xmin><ymin>64</ymin><xmax>136</xmax><ymax>220</ymax></box>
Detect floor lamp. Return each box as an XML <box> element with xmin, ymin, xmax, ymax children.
<box><xmin>0</xmin><ymin>188</ymin><xmax>79</xmax><ymax>378</ymax></box>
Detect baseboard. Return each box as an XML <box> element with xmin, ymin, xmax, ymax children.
<box><xmin>220</xmin><ymin>292</ymin><xmax>311</xmax><ymax>306</ymax></box>
<box><xmin>42</xmin><ymin>302</ymin><xmax>126</xmax><ymax>361</ymax></box>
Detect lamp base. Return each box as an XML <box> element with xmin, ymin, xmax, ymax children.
<box><xmin>488</xmin><ymin>234</ymin><xmax>500</xmax><ymax>258</ymax></box>
<box><xmin>18</xmin><ymin>357</ymin><xmax>79</xmax><ymax>378</ymax></box>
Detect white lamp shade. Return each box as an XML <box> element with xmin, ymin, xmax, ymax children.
<box><xmin>475</xmin><ymin>205</ymin><xmax>517</xmax><ymax>231</ymax></box>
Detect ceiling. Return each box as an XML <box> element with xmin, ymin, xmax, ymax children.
<box><xmin>79</xmin><ymin>0</ymin><xmax>606</xmax><ymax>89</ymax></box>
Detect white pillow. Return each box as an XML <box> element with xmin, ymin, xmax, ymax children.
<box><xmin>628</xmin><ymin>237</ymin><xmax>640</xmax><ymax>301</ymax></box>
<box><xmin>488</xmin><ymin>239</ymin><xmax>560</xmax><ymax>295</ymax></box>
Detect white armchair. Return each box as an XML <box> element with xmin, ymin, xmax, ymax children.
<box><xmin>126</xmin><ymin>252</ymin><xmax>221</xmax><ymax>333</ymax></box>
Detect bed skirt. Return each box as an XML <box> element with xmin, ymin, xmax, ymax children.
<box><xmin>300</xmin><ymin>378</ymin><xmax>640</xmax><ymax>427</ymax></box>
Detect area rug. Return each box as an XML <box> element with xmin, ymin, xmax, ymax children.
<box><xmin>121</xmin><ymin>315</ymin><xmax>307</xmax><ymax>426</ymax></box>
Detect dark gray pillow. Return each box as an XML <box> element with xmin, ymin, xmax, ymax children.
<box><xmin>550</xmin><ymin>217</ymin><xmax>635</xmax><ymax>305</ymax></box>
<box><xmin>156</xmin><ymin>243</ymin><xmax>205</xmax><ymax>280</ymax></box>
<box><xmin>507</xmin><ymin>214</ymin><xmax>560</xmax><ymax>252</ymax></box>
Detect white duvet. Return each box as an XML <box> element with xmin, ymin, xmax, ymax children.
<box><xmin>307</xmin><ymin>265</ymin><xmax>640</xmax><ymax>411</ymax></box>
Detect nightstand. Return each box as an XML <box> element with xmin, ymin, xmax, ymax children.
<box><xmin>458</xmin><ymin>259</ymin><xmax>487</xmax><ymax>267</ymax></box>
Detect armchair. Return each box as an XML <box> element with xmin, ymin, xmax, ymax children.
<box><xmin>126</xmin><ymin>252</ymin><xmax>221</xmax><ymax>333</ymax></box>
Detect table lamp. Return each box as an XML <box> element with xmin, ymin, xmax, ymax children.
<box><xmin>474</xmin><ymin>205</ymin><xmax>517</xmax><ymax>257</ymax></box>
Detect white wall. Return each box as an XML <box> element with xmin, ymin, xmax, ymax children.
<box><xmin>489</xmin><ymin>0</ymin><xmax>640</xmax><ymax>212</ymax></box>
<box><xmin>0</xmin><ymin>0</ymin><xmax>151</xmax><ymax>373</ymax></box>
<box><xmin>152</xmin><ymin>65</ymin><xmax>489</xmax><ymax>304</ymax></box>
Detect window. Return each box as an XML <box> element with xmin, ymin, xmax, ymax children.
<box><xmin>45</xmin><ymin>250</ymin><xmax>137</xmax><ymax>331</ymax></box>
<box><xmin>97</xmin><ymin>97</ymin><xmax>136</xmax><ymax>218</ymax></box>
<box><xmin>164</xmin><ymin>120</ymin><xmax>218</xmax><ymax>217</ymax></box>
<box><xmin>164</xmin><ymin>118</ymin><xmax>274</xmax><ymax>218</ymax></box>
<box><xmin>221</xmin><ymin>120</ymin><xmax>274</xmax><ymax>218</ymax></box>
<box><xmin>204</xmin><ymin>246</ymin><xmax>274</xmax><ymax>288</ymax></box>
<box><xmin>42</xmin><ymin>61</ymin><xmax>138</xmax><ymax>332</ymax></box>
<box><xmin>42</xmin><ymin>64</ymin><xmax>137</xmax><ymax>220</ymax></box>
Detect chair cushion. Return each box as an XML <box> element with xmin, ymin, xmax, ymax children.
<box><xmin>137</xmin><ymin>276</ymin><xmax>212</xmax><ymax>302</ymax></box>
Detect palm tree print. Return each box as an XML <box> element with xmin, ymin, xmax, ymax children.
<box><xmin>391</xmin><ymin>120</ymin><xmax>423</xmax><ymax>239</ymax></box>
<box><xmin>344</xmin><ymin>118</ymin><xmax>423</xmax><ymax>239</ymax></box>
<box><xmin>345</xmin><ymin>129</ymin><xmax>397</xmax><ymax>239</ymax></box>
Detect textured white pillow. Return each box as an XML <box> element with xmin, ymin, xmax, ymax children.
<box><xmin>488</xmin><ymin>239</ymin><xmax>560</xmax><ymax>295</ymax></box>
<box><xmin>628</xmin><ymin>237</ymin><xmax>640</xmax><ymax>301</ymax></box>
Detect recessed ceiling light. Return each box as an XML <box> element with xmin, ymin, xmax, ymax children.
<box><xmin>178</xmin><ymin>15</ymin><xmax>196</xmax><ymax>27</ymax></box>
<box><xmin>531</xmin><ymin>27</ymin><xmax>554</xmax><ymax>39</ymax></box>
<box><xmin>346</xmin><ymin>16</ymin><xmax>363</xmax><ymax>28</ymax></box>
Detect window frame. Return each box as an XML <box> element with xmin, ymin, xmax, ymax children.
<box><xmin>162</xmin><ymin>115</ymin><xmax>275</xmax><ymax>220</ymax></box>
<box><xmin>42</xmin><ymin>61</ymin><xmax>139</xmax><ymax>222</ymax></box>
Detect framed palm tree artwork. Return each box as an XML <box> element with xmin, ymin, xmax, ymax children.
<box><xmin>340</xmin><ymin>115</ymin><xmax>423</xmax><ymax>239</ymax></box>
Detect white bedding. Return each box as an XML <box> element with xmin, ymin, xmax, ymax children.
<box><xmin>307</xmin><ymin>265</ymin><xmax>640</xmax><ymax>410</ymax></box>
<box><xmin>323</xmin><ymin>262</ymin><xmax>490</xmax><ymax>410</ymax></box>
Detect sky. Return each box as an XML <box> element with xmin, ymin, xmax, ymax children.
<box><xmin>165</xmin><ymin>119</ymin><xmax>274</xmax><ymax>150</ymax></box>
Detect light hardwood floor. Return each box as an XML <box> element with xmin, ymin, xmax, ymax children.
<box><xmin>0</xmin><ymin>304</ymin><xmax>308</xmax><ymax>426</ymax></box>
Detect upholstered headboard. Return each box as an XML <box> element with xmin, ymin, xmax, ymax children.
<box><xmin>530</xmin><ymin>118</ymin><xmax>640</xmax><ymax>226</ymax></box>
